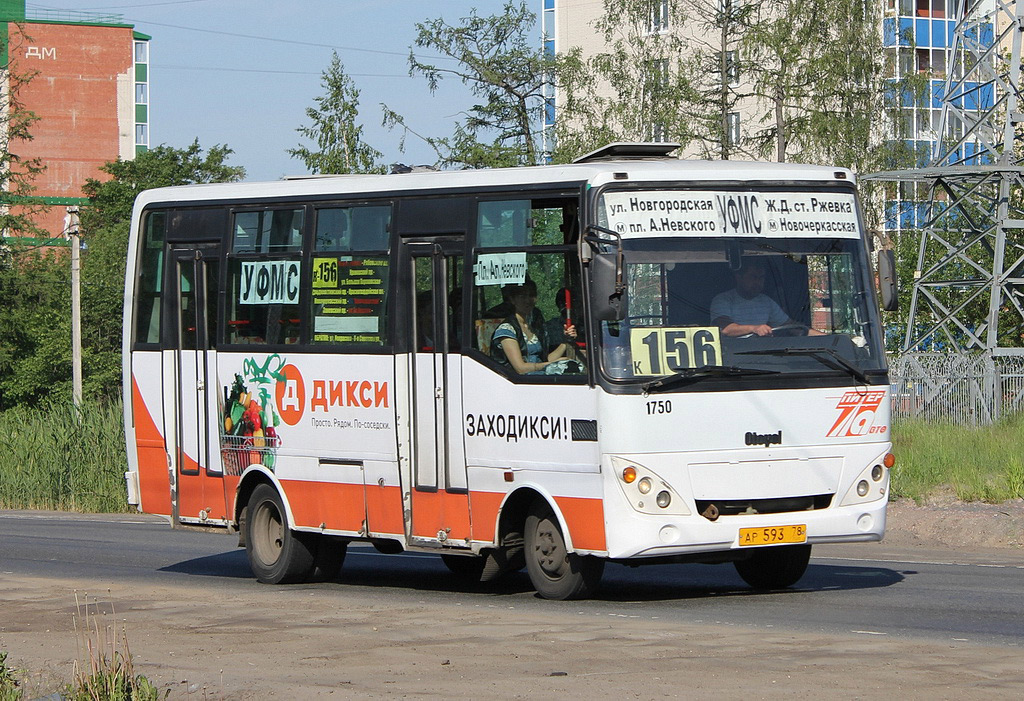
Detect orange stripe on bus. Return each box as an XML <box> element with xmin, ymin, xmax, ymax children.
<box><xmin>553</xmin><ymin>495</ymin><xmax>607</xmax><ymax>552</ymax></box>
<box><xmin>468</xmin><ymin>491</ymin><xmax>504</xmax><ymax>542</ymax></box>
<box><xmin>410</xmin><ymin>490</ymin><xmax>471</xmax><ymax>540</ymax></box>
<box><xmin>132</xmin><ymin>376</ymin><xmax>171</xmax><ymax>516</ymax></box>
<box><xmin>279</xmin><ymin>479</ymin><xmax>365</xmax><ymax>532</ymax></box>
<box><xmin>365</xmin><ymin>483</ymin><xmax>404</xmax><ymax>535</ymax></box>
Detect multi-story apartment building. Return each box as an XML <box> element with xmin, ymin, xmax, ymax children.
<box><xmin>882</xmin><ymin>0</ymin><xmax>994</xmax><ymax>237</ymax></box>
<box><xmin>1</xmin><ymin>0</ymin><xmax>149</xmax><ymax>240</ymax></box>
<box><xmin>543</xmin><ymin>0</ymin><xmax>995</xmax><ymax>240</ymax></box>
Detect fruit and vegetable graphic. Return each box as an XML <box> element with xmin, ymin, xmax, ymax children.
<box><xmin>220</xmin><ymin>355</ymin><xmax>286</xmax><ymax>474</ymax></box>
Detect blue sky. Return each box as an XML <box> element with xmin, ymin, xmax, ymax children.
<box><xmin>34</xmin><ymin>1</ymin><xmax>526</xmax><ymax>181</ymax></box>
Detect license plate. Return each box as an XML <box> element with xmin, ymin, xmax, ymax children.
<box><xmin>738</xmin><ymin>524</ymin><xmax>807</xmax><ymax>546</ymax></box>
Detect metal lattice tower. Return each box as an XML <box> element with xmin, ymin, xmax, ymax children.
<box><xmin>901</xmin><ymin>0</ymin><xmax>1024</xmax><ymax>355</ymax></box>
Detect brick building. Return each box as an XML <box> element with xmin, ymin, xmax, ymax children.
<box><xmin>1</xmin><ymin>0</ymin><xmax>149</xmax><ymax>240</ymax></box>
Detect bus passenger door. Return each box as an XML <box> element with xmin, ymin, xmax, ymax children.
<box><xmin>404</xmin><ymin>240</ymin><xmax>469</xmax><ymax>546</ymax></box>
<box><xmin>168</xmin><ymin>245</ymin><xmax>225</xmax><ymax>525</ymax></box>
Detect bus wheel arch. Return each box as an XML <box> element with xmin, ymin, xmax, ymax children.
<box><xmin>523</xmin><ymin>496</ymin><xmax>604</xmax><ymax>600</ymax></box>
<box><xmin>498</xmin><ymin>488</ymin><xmax>604</xmax><ymax>600</ymax></box>
<box><xmin>244</xmin><ymin>481</ymin><xmax>317</xmax><ymax>584</ymax></box>
<box><xmin>233</xmin><ymin>467</ymin><xmax>282</xmax><ymax>541</ymax></box>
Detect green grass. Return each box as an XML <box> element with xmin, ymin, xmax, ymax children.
<box><xmin>0</xmin><ymin>399</ymin><xmax>130</xmax><ymax>512</ymax></box>
<box><xmin>891</xmin><ymin>413</ymin><xmax>1024</xmax><ymax>503</ymax></box>
<box><xmin>0</xmin><ymin>652</ymin><xmax>22</xmax><ymax>701</ymax></box>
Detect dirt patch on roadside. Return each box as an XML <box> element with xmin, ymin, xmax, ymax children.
<box><xmin>884</xmin><ymin>497</ymin><xmax>1024</xmax><ymax>549</ymax></box>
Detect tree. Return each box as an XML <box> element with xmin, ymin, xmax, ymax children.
<box><xmin>682</xmin><ymin>0</ymin><xmax>757</xmax><ymax>160</ymax></box>
<box><xmin>0</xmin><ymin>28</ymin><xmax>48</xmax><ymax>240</ymax></box>
<box><xmin>742</xmin><ymin>0</ymin><xmax>890</xmax><ymax>172</ymax></box>
<box><xmin>554</xmin><ymin>0</ymin><xmax>698</xmax><ymax>162</ymax></box>
<box><xmin>383</xmin><ymin>0</ymin><xmax>554</xmax><ymax>168</ymax></box>
<box><xmin>289</xmin><ymin>52</ymin><xmax>384</xmax><ymax>174</ymax></box>
<box><xmin>2</xmin><ymin>140</ymin><xmax>244</xmax><ymax>410</ymax></box>
<box><xmin>82</xmin><ymin>139</ymin><xmax>244</xmax><ymax>229</ymax></box>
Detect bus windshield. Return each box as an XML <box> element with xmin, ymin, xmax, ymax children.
<box><xmin>594</xmin><ymin>190</ymin><xmax>886</xmax><ymax>385</ymax></box>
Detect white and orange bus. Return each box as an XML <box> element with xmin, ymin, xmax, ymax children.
<box><xmin>123</xmin><ymin>144</ymin><xmax>894</xmax><ymax>599</ymax></box>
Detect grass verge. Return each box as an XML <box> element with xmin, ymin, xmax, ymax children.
<box><xmin>0</xmin><ymin>399</ymin><xmax>130</xmax><ymax>512</ymax></box>
<box><xmin>0</xmin><ymin>594</ymin><xmax>166</xmax><ymax>701</ymax></box>
<box><xmin>891</xmin><ymin>413</ymin><xmax>1024</xmax><ymax>503</ymax></box>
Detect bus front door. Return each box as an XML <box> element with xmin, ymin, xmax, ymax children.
<box><xmin>167</xmin><ymin>245</ymin><xmax>225</xmax><ymax>526</ymax></box>
<box><xmin>404</xmin><ymin>240</ymin><xmax>470</xmax><ymax>547</ymax></box>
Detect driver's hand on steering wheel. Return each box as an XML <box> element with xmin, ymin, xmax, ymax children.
<box><xmin>750</xmin><ymin>324</ymin><xmax>773</xmax><ymax>336</ymax></box>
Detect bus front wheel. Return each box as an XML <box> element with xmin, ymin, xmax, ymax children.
<box><xmin>734</xmin><ymin>544</ymin><xmax>811</xmax><ymax>590</ymax></box>
<box><xmin>525</xmin><ymin>500</ymin><xmax>603</xmax><ymax>600</ymax></box>
<box><xmin>245</xmin><ymin>483</ymin><xmax>315</xmax><ymax>584</ymax></box>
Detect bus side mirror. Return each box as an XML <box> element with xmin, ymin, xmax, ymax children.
<box><xmin>591</xmin><ymin>252</ymin><xmax>625</xmax><ymax>321</ymax></box>
<box><xmin>878</xmin><ymin>248</ymin><xmax>898</xmax><ymax>312</ymax></box>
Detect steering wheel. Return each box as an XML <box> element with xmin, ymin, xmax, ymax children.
<box><xmin>769</xmin><ymin>323</ymin><xmax>812</xmax><ymax>336</ymax></box>
<box><xmin>737</xmin><ymin>323</ymin><xmax>812</xmax><ymax>339</ymax></box>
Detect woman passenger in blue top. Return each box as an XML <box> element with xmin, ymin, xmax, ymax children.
<box><xmin>492</xmin><ymin>279</ymin><xmax>578</xmax><ymax>374</ymax></box>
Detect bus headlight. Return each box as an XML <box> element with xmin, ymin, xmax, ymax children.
<box><xmin>609</xmin><ymin>456</ymin><xmax>690</xmax><ymax>516</ymax></box>
<box><xmin>839</xmin><ymin>451</ymin><xmax>891</xmax><ymax>506</ymax></box>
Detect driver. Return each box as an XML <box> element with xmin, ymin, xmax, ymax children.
<box><xmin>710</xmin><ymin>259</ymin><xmax>823</xmax><ymax>337</ymax></box>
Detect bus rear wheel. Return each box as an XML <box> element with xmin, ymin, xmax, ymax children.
<box><xmin>525</xmin><ymin>500</ymin><xmax>603</xmax><ymax>600</ymax></box>
<box><xmin>734</xmin><ymin>544</ymin><xmax>811</xmax><ymax>590</ymax></box>
<box><xmin>245</xmin><ymin>483</ymin><xmax>315</xmax><ymax>584</ymax></box>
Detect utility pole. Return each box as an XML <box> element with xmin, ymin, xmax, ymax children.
<box><xmin>64</xmin><ymin>206</ymin><xmax>82</xmax><ymax>407</ymax></box>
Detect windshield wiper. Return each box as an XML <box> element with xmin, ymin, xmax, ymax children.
<box><xmin>642</xmin><ymin>365</ymin><xmax>780</xmax><ymax>394</ymax></box>
<box><xmin>735</xmin><ymin>347</ymin><xmax>870</xmax><ymax>384</ymax></box>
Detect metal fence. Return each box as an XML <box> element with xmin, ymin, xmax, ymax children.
<box><xmin>888</xmin><ymin>352</ymin><xmax>1024</xmax><ymax>424</ymax></box>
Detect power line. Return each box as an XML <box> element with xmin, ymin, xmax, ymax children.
<box><xmin>29</xmin><ymin>4</ymin><xmax>455</xmax><ymax>61</ymax></box>
<box><xmin>158</xmin><ymin>64</ymin><xmax>411</xmax><ymax>78</ymax></box>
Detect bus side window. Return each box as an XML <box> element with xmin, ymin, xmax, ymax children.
<box><xmin>471</xmin><ymin>196</ymin><xmax>583</xmax><ymax>379</ymax></box>
<box><xmin>134</xmin><ymin>211</ymin><xmax>165</xmax><ymax>346</ymax></box>
<box><xmin>225</xmin><ymin>208</ymin><xmax>304</xmax><ymax>346</ymax></box>
<box><xmin>309</xmin><ymin>205</ymin><xmax>392</xmax><ymax>347</ymax></box>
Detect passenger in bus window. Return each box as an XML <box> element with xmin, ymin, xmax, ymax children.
<box><xmin>544</xmin><ymin>287</ymin><xmax>585</xmax><ymax>358</ymax></box>
<box><xmin>710</xmin><ymin>259</ymin><xmax>823</xmax><ymax>337</ymax></box>
<box><xmin>491</xmin><ymin>279</ymin><xmax>578</xmax><ymax>374</ymax></box>
<box><xmin>448</xmin><ymin>286</ymin><xmax>463</xmax><ymax>350</ymax></box>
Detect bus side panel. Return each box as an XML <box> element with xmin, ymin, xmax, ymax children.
<box><xmin>468</xmin><ymin>489</ymin><xmax>606</xmax><ymax>551</ymax></box>
<box><xmin>466</xmin><ymin>469</ymin><xmax>607</xmax><ymax>553</ymax></box>
<box><xmin>553</xmin><ymin>495</ymin><xmax>606</xmax><ymax>551</ymax></box>
<box><xmin>364</xmin><ymin>461</ymin><xmax>404</xmax><ymax>537</ymax></box>
<box><xmin>131</xmin><ymin>358</ymin><xmax>172</xmax><ymax>517</ymax></box>
<box><xmin>216</xmin><ymin>352</ymin><xmax>399</xmax><ymax>535</ymax></box>
<box><xmin>468</xmin><ymin>490</ymin><xmax>504</xmax><ymax>542</ymax></box>
<box><xmin>410</xmin><ymin>491</ymin><xmax>471</xmax><ymax>541</ymax></box>
<box><xmin>279</xmin><ymin>478</ymin><xmax>366</xmax><ymax>533</ymax></box>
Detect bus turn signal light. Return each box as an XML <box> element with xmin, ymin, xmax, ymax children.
<box><xmin>883</xmin><ymin>453</ymin><xmax>895</xmax><ymax>468</ymax></box>
<box><xmin>622</xmin><ymin>467</ymin><xmax>637</xmax><ymax>483</ymax></box>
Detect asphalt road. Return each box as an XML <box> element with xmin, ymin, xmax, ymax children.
<box><xmin>2</xmin><ymin>510</ymin><xmax>1021</xmax><ymax>648</ymax></box>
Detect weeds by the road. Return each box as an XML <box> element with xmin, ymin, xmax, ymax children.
<box><xmin>0</xmin><ymin>398</ymin><xmax>129</xmax><ymax>512</ymax></box>
<box><xmin>67</xmin><ymin>592</ymin><xmax>166</xmax><ymax>701</ymax></box>
<box><xmin>891</xmin><ymin>413</ymin><xmax>1024</xmax><ymax>503</ymax></box>
<box><xmin>0</xmin><ymin>595</ymin><xmax>167</xmax><ymax>701</ymax></box>
<box><xmin>0</xmin><ymin>652</ymin><xmax>22</xmax><ymax>701</ymax></box>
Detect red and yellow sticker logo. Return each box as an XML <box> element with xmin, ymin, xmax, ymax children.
<box><xmin>827</xmin><ymin>390</ymin><xmax>887</xmax><ymax>437</ymax></box>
